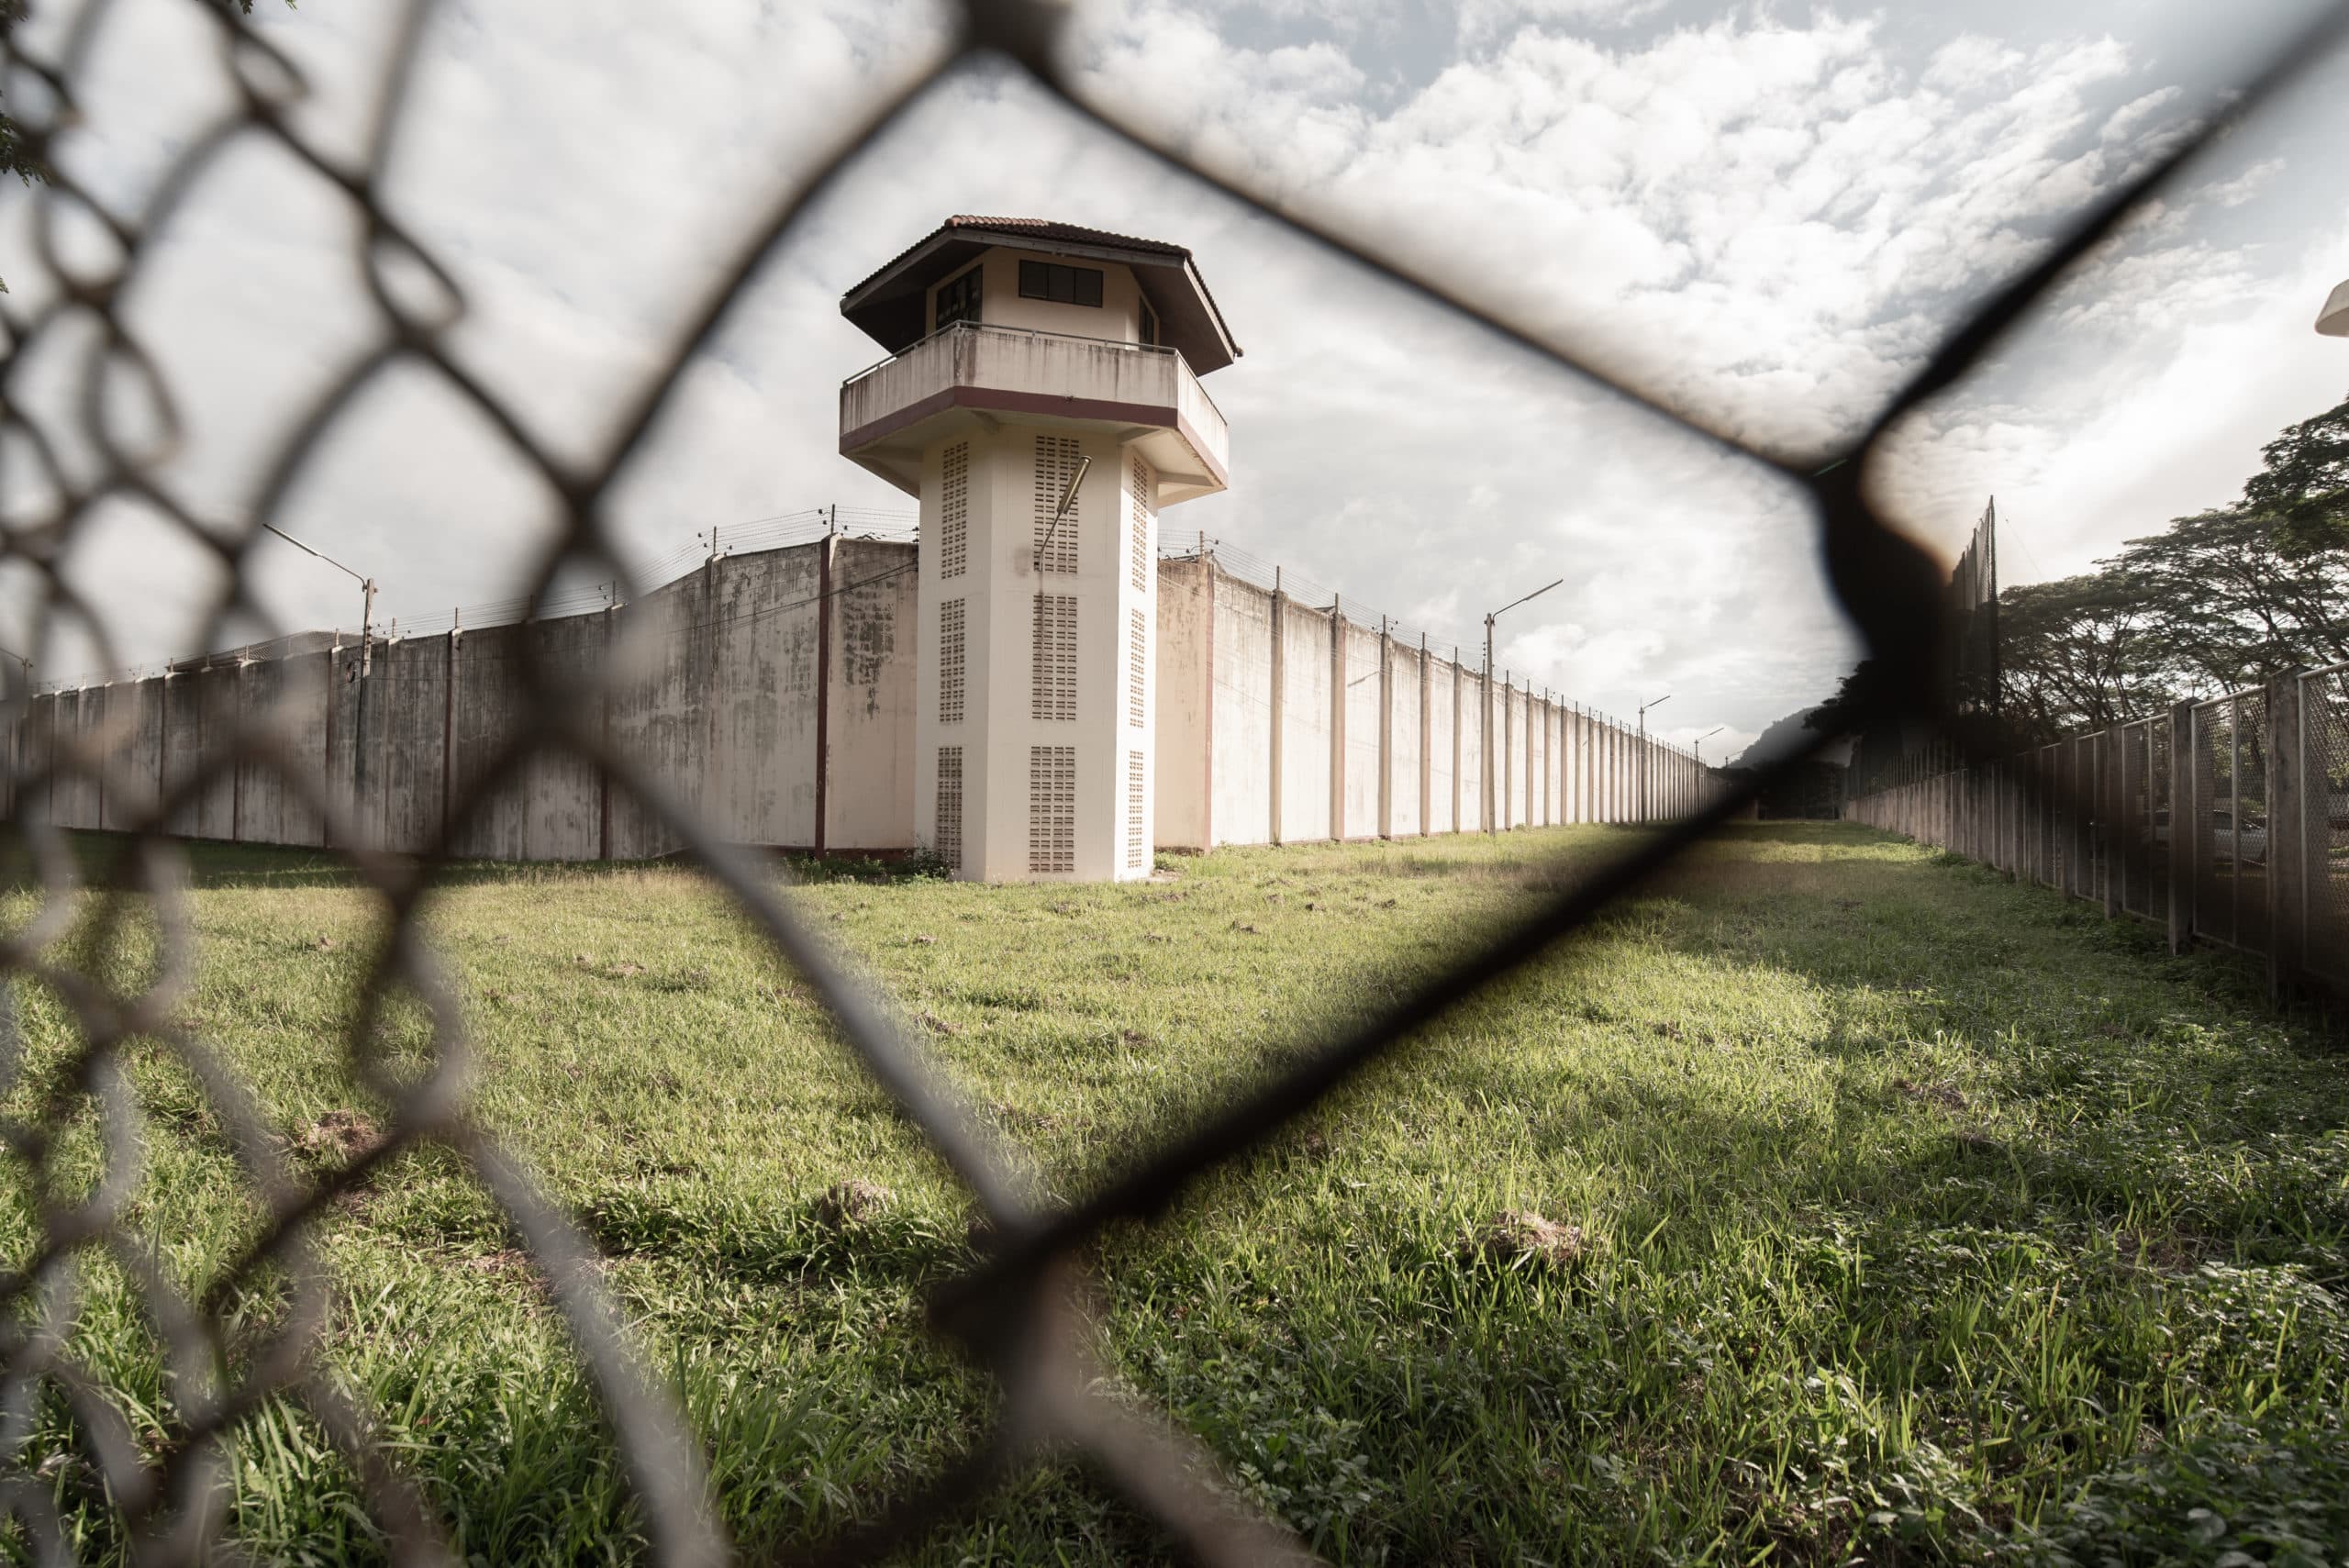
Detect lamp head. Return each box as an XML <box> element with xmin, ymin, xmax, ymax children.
<box><xmin>2321</xmin><ymin>277</ymin><xmax>2349</xmax><ymax>338</ymax></box>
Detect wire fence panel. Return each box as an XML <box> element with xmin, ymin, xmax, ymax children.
<box><xmin>2239</xmin><ymin>688</ymin><xmax>2272</xmax><ymax>954</ymax></box>
<box><xmin>2302</xmin><ymin>666</ymin><xmax>2349</xmax><ymax>991</ymax></box>
<box><xmin>2195</xmin><ymin>701</ymin><xmax>2235</xmax><ymax>950</ymax></box>
<box><xmin>1847</xmin><ymin>684</ymin><xmax>2341</xmax><ymax>1000</ymax></box>
<box><xmin>2151</xmin><ymin>713</ymin><xmax>2173</xmax><ymax>927</ymax></box>
<box><xmin>6</xmin><ymin>0</ymin><xmax>2348</xmax><ymax>1562</ymax></box>
<box><xmin>2120</xmin><ymin>721</ymin><xmax>2148</xmax><ymax>920</ymax></box>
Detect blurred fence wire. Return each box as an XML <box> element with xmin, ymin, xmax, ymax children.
<box><xmin>2</xmin><ymin>0</ymin><xmax>2345</xmax><ymax>1562</ymax></box>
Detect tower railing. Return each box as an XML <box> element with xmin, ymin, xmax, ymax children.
<box><xmin>839</xmin><ymin>318</ymin><xmax>1229</xmax><ymax>479</ymax></box>
<box><xmin>841</xmin><ymin>318</ymin><xmax>1179</xmax><ymax>384</ymax></box>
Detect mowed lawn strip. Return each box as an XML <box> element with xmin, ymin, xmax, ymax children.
<box><xmin>3</xmin><ymin>823</ymin><xmax>2343</xmax><ymax>1564</ymax></box>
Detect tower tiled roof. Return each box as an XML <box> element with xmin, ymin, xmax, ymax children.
<box><xmin>944</xmin><ymin>216</ymin><xmax>1190</xmax><ymax>254</ymax></box>
<box><xmin>839</xmin><ymin>215</ymin><xmax>1240</xmax><ymax>373</ymax></box>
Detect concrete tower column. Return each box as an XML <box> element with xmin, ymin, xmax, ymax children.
<box><xmin>838</xmin><ymin>217</ymin><xmax>1239</xmax><ymax>882</ymax></box>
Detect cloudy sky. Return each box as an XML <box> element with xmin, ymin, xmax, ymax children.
<box><xmin>5</xmin><ymin>0</ymin><xmax>2346</xmax><ymax>757</ymax></box>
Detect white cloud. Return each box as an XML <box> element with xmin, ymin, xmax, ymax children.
<box><xmin>4</xmin><ymin>0</ymin><xmax>2336</xmax><ymax>757</ymax></box>
<box><xmin>1070</xmin><ymin>6</ymin><xmax>2177</xmax><ymax>462</ymax></box>
<box><xmin>2199</xmin><ymin>156</ymin><xmax>2287</xmax><ymax>207</ymax></box>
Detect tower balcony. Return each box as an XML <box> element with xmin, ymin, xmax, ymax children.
<box><xmin>839</xmin><ymin>322</ymin><xmax>1230</xmax><ymax>504</ymax></box>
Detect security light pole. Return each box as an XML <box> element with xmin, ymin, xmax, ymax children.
<box><xmin>1637</xmin><ymin>693</ymin><xmax>1671</xmax><ymax>821</ymax></box>
<box><xmin>1483</xmin><ymin>576</ymin><xmax>1564</xmax><ymax>835</ymax></box>
<box><xmin>262</xmin><ymin>522</ymin><xmax>379</xmax><ymax>817</ymax></box>
<box><xmin>262</xmin><ymin>522</ymin><xmax>376</xmax><ymax>673</ymax></box>
<box><xmin>1695</xmin><ymin>724</ymin><xmax>1723</xmax><ymax>767</ymax></box>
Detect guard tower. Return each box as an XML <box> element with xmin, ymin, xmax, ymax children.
<box><xmin>839</xmin><ymin>217</ymin><xmax>1239</xmax><ymax>881</ymax></box>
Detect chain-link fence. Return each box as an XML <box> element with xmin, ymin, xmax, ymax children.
<box><xmin>6</xmin><ymin>0</ymin><xmax>2347</xmax><ymax>1561</ymax></box>
<box><xmin>1847</xmin><ymin>663</ymin><xmax>2349</xmax><ymax>1001</ymax></box>
<box><xmin>2297</xmin><ymin>664</ymin><xmax>2349</xmax><ymax>992</ymax></box>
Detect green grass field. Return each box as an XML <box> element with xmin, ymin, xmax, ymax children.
<box><xmin>5</xmin><ymin>823</ymin><xmax>2345</xmax><ymax>1564</ymax></box>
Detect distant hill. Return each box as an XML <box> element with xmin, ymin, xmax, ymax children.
<box><xmin>1733</xmin><ymin>706</ymin><xmax>1854</xmax><ymax>769</ymax></box>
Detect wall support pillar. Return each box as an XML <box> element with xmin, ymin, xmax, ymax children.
<box><xmin>1202</xmin><ymin>553</ymin><xmax>1217</xmax><ymax>851</ymax></box>
<box><xmin>812</xmin><ymin>538</ymin><xmax>831</xmax><ymax>859</ymax></box>
<box><xmin>1269</xmin><ymin>589</ymin><xmax>1285</xmax><ymax>845</ymax></box>
<box><xmin>1376</xmin><ymin>621</ymin><xmax>1393</xmax><ymax>840</ymax></box>
<box><xmin>1329</xmin><ymin>596</ymin><xmax>1344</xmax><ymax>841</ymax></box>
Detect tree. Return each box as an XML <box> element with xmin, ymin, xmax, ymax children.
<box><xmin>1993</xmin><ymin>571</ymin><xmax>2172</xmax><ymax>744</ymax></box>
<box><xmin>1</xmin><ymin>1</ymin><xmax>282</xmax><ymax>288</ymax></box>
<box><xmin>2243</xmin><ymin>389</ymin><xmax>2349</xmax><ymax>557</ymax></box>
<box><xmin>0</xmin><ymin>2</ymin><xmax>37</xmax><ymax>213</ymax></box>
<box><xmin>1819</xmin><ymin>391</ymin><xmax>2349</xmax><ymax>772</ymax></box>
<box><xmin>2110</xmin><ymin>504</ymin><xmax>2349</xmax><ymax>693</ymax></box>
<box><xmin>1804</xmin><ymin>659</ymin><xmax>1885</xmax><ymax>740</ymax></box>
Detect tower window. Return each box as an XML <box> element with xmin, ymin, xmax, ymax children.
<box><xmin>940</xmin><ymin>598</ymin><xmax>965</xmax><ymax>725</ymax></box>
<box><xmin>941</xmin><ymin>442</ymin><xmax>969</xmax><ymax>579</ymax></box>
<box><xmin>1129</xmin><ymin>607</ymin><xmax>1145</xmax><ymax>728</ymax></box>
<box><xmin>1031</xmin><ymin>595</ymin><xmax>1076</xmax><ymax>722</ymax></box>
<box><xmin>936</xmin><ymin>747</ymin><xmax>963</xmax><ymax>873</ymax></box>
<box><xmin>1128</xmin><ymin>456</ymin><xmax>1151</xmax><ymax>592</ymax></box>
<box><xmin>1128</xmin><ymin>750</ymin><xmax>1146</xmax><ymax>870</ymax></box>
<box><xmin>1018</xmin><ymin>261</ymin><xmax>1104</xmax><ymax>307</ymax></box>
<box><xmin>1033</xmin><ymin>436</ymin><xmax>1082</xmax><ymax>573</ymax></box>
<box><xmin>935</xmin><ymin>266</ymin><xmax>981</xmax><ymax>330</ymax></box>
<box><xmin>1030</xmin><ymin>746</ymin><xmax>1075</xmax><ymax>874</ymax></box>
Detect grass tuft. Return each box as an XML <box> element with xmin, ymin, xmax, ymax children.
<box><xmin>4</xmin><ymin>822</ymin><xmax>2343</xmax><ymax>1563</ymax></box>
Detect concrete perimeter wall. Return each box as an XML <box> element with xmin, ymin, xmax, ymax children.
<box><xmin>13</xmin><ymin>539</ymin><xmax>918</xmax><ymax>861</ymax></box>
<box><xmin>1149</xmin><ymin>556</ymin><xmax>1705</xmax><ymax>852</ymax></box>
<box><xmin>13</xmin><ymin>545</ymin><xmax>1708</xmax><ymax>862</ymax></box>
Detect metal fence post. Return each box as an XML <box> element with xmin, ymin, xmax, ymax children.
<box><xmin>2114</xmin><ymin>732</ymin><xmax>2132</xmax><ymax>925</ymax></box>
<box><xmin>2266</xmin><ymin>673</ymin><xmax>2303</xmax><ymax>997</ymax></box>
<box><xmin>1419</xmin><ymin>634</ymin><xmax>1431</xmax><ymax>840</ymax></box>
<box><xmin>1268</xmin><ymin>584</ymin><xmax>1285</xmax><ymax>845</ymax></box>
<box><xmin>2167</xmin><ymin>701</ymin><xmax>2195</xmax><ymax>953</ymax></box>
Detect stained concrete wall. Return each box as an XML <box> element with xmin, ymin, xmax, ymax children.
<box><xmin>707</xmin><ymin>548</ymin><xmax>811</xmax><ymax>849</ymax></box>
<box><xmin>105</xmin><ymin>678</ymin><xmax>161</xmax><ymax>833</ymax></box>
<box><xmin>529</xmin><ymin>616</ymin><xmax>609</xmax><ymax>859</ymax></box>
<box><xmin>232</xmin><ymin>652</ymin><xmax>327</xmax><ymax>849</ymax></box>
<box><xmin>15</xmin><ymin>544</ymin><xmax>1703</xmax><ymax>864</ymax></box>
<box><xmin>1387</xmin><ymin>641</ymin><xmax>1421</xmax><ymax>840</ymax></box>
<box><xmin>16</xmin><ymin>540</ymin><xmax>917</xmax><ymax>862</ymax></box>
<box><xmin>1340</xmin><ymin>622</ymin><xmax>1380</xmax><ymax>840</ymax></box>
<box><xmin>826</xmin><ymin>538</ymin><xmax>918</xmax><ymax>854</ymax></box>
<box><xmin>1154</xmin><ymin>557</ymin><xmax>1213</xmax><ymax>852</ymax></box>
<box><xmin>1464</xmin><ymin>676</ymin><xmax>1487</xmax><ymax>834</ymax></box>
<box><xmin>50</xmin><ymin>690</ymin><xmax>91</xmax><ymax>829</ymax></box>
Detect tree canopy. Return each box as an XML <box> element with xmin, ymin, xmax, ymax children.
<box><xmin>1805</xmin><ymin>391</ymin><xmax>2349</xmax><ymax>755</ymax></box>
<box><xmin>2243</xmin><ymin>389</ymin><xmax>2349</xmax><ymax>557</ymax></box>
<box><xmin>0</xmin><ymin>2</ymin><xmax>279</xmax><ymax>251</ymax></box>
<box><xmin>1979</xmin><ymin>389</ymin><xmax>2349</xmax><ymax>745</ymax></box>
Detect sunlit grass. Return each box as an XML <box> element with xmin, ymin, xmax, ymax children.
<box><xmin>3</xmin><ymin>824</ymin><xmax>2343</xmax><ymax>1564</ymax></box>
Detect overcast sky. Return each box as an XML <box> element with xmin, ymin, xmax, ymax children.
<box><xmin>4</xmin><ymin>0</ymin><xmax>2346</xmax><ymax>758</ymax></box>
